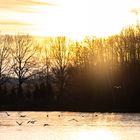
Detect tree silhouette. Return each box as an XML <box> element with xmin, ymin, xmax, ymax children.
<box><xmin>11</xmin><ymin>34</ymin><xmax>37</xmax><ymax>99</ymax></box>
<box><xmin>50</xmin><ymin>37</ymin><xmax>72</xmax><ymax>102</ymax></box>
<box><xmin>0</xmin><ymin>35</ymin><xmax>12</xmax><ymax>86</ymax></box>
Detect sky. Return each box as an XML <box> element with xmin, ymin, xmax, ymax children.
<box><xmin>0</xmin><ymin>0</ymin><xmax>140</xmax><ymax>40</ymax></box>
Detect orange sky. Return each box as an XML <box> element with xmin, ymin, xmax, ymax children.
<box><xmin>0</xmin><ymin>0</ymin><xmax>140</xmax><ymax>40</ymax></box>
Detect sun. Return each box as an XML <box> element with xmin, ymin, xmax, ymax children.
<box><xmin>0</xmin><ymin>0</ymin><xmax>139</xmax><ymax>40</ymax></box>
<box><xmin>29</xmin><ymin>0</ymin><xmax>137</xmax><ymax>40</ymax></box>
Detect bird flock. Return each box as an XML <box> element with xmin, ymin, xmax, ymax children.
<box><xmin>5</xmin><ymin>112</ymin><xmax>98</xmax><ymax>127</ymax></box>
<box><xmin>4</xmin><ymin>112</ymin><xmax>95</xmax><ymax>127</ymax></box>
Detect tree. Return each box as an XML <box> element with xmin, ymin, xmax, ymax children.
<box><xmin>50</xmin><ymin>37</ymin><xmax>72</xmax><ymax>101</ymax></box>
<box><xmin>11</xmin><ymin>34</ymin><xmax>37</xmax><ymax>97</ymax></box>
<box><xmin>41</xmin><ymin>38</ymin><xmax>52</xmax><ymax>86</ymax></box>
<box><xmin>0</xmin><ymin>35</ymin><xmax>12</xmax><ymax>86</ymax></box>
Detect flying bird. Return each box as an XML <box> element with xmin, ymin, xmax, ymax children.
<box><xmin>113</xmin><ymin>85</ymin><xmax>121</xmax><ymax>89</ymax></box>
<box><xmin>43</xmin><ymin>123</ymin><xmax>49</xmax><ymax>127</ymax></box>
<box><xmin>5</xmin><ymin>112</ymin><xmax>10</xmax><ymax>116</ymax></box>
<box><xmin>16</xmin><ymin>121</ymin><xmax>23</xmax><ymax>126</ymax></box>
<box><xmin>20</xmin><ymin>115</ymin><xmax>26</xmax><ymax>118</ymax></box>
<box><xmin>68</xmin><ymin>118</ymin><xmax>78</xmax><ymax>122</ymax></box>
<box><xmin>27</xmin><ymin>120</ymin><xmax>36</xmax><ymax>124</ymax></box>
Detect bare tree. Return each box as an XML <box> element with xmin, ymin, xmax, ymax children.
<box><xmin>41</xmin><ymin>38</ymin><xmax>52</xmax><ymax>86</ymax></box>
<box><xmin>50</xmin><ymin>37</ymin><xmax>72</xmax><ymax>100</ymax></box>
<box><xmin>0</xmin><ymin>35</ymin><xmax>12</xmax><ymax>86</ymax></box>
<box><xmin>11</xmin><ymin>34</ymin><xmax>37</xmax><ymax>96</ymax></box>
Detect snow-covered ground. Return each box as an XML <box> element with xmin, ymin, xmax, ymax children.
<box><xmin>0</xmin><ymin>112</ymin><xmax>140</xmax><ymax>140</ymax></box>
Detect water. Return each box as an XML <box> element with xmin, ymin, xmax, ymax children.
<box><xmin>0</xmin><ymin>112</ymin><xmax>140</xmax><ymax>140</ymax></box>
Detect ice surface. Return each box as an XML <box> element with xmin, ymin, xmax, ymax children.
<box><xmin>0</xmin><ymin>112</ymin><xmax>140</xmax><ymax>140</ymax></box>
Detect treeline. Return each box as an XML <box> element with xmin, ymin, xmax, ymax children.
<box><xmin>1</xmin><ymin>24</ymin><xmax>140</xmax><ymax>112</ymax></box>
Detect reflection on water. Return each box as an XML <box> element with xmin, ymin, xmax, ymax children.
<box><xmin>74</xmin><ymin>128</ymin><xmax>118</xmax><ymax>140</ymax></box>
<box><xmin>0</xmin><ymin>112</ymin><xmax>140</xmax><ymax>140</ymax></box>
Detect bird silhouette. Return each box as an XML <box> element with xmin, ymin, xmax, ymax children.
<box><xmin>20</xmin><ymin>115</ymin><xmax>26</xmax><ymax>118</ymax></box>
<box><xmin>44</xmin><ymin>123</ymin><xmax>49</xmax><ymax>127</ymax></box>
<box><xmin>68</xmin><ymin>118</ymin><xmax>78</xmax><ymax>122</ymax></box>
<box><xmin>5</xmin><ymin>112</ymin><xmax>10</xmax><ymax>116</ymax></box>
<box><xmin>27</xmin><ymin>120</ymin><xmax>36</xmax><ymax>124</ymax></box>
<box><xmin>113</xmin><ymin>85</ymin><xmax>121</xmax><ymax>89</ymax></box>
<box><xmin>16</xmin><ymin>121</ymin><xmax>23</xmax><ymax>126</ymax></box>
<box><xmin>27</xmin><ymin>121</ymin><xmax>30</xmax><ymax>124</ymax></box>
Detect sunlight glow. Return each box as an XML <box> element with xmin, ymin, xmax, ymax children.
<box><xmin>75</xmin><ymin>128</ymin><xmax>118</xmax><ymax>140</ymax></box>
<box><xmin>32</xmin><ymin>0</ymin><xmax>137</xmax><ymax>39</ymax></box>
<box><xmin>0</xmin><ymin>0</ymin><xmax>140</xmax><ymax>40</ymax></box>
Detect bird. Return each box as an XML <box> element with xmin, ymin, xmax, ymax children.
<box><xmin>68</xmin><ymin>118</ymin><xmax>78</xmax><ymax>122</ymax></box>
<box><xmin>27</xmin><ymin>120</ymin><xmax>36</xmax><ymax>124</ymax></box>
<box><xmin>16</xmin><ymin>121</ymin><xmax>23</xmax><ymax>126</ymax></box>
<box><xmin>113</xmin><ymin>85</ymin><xmax>121</xmax><ymax>89</ymax></box>
<box><xmin>43</xmin><ymin>123</ymin><xmax>49</xmax><ymax>127</ymax></box>
<box><xmin>5</xmin><ymin>112</ymin><xmax>10</xmax><ymax>116</ymax></box>
<box><xmin>20</xmin><ymin>115</ymin><xmax>26</xmax><ymax>118</ymax></box>
<box><xmin>27</xmin><ymin>121</ymin><xmax>30</xmax><ymax>124</ymax></box>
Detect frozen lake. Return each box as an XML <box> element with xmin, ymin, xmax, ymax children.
<box><xmin>0</xmin><ymin>112</ymin><xmax>140</xmax><ymax>140</ymax></box>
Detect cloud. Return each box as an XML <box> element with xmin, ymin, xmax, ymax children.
<box><xmin>0</xmin><ymin>20</ymin><xmax>32</xmax><ymax>26</ymax></box>
<box><xmin>0</xmin><ymin>0</ymin><xmax>54</xmax><ymax>13</ymax></box>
